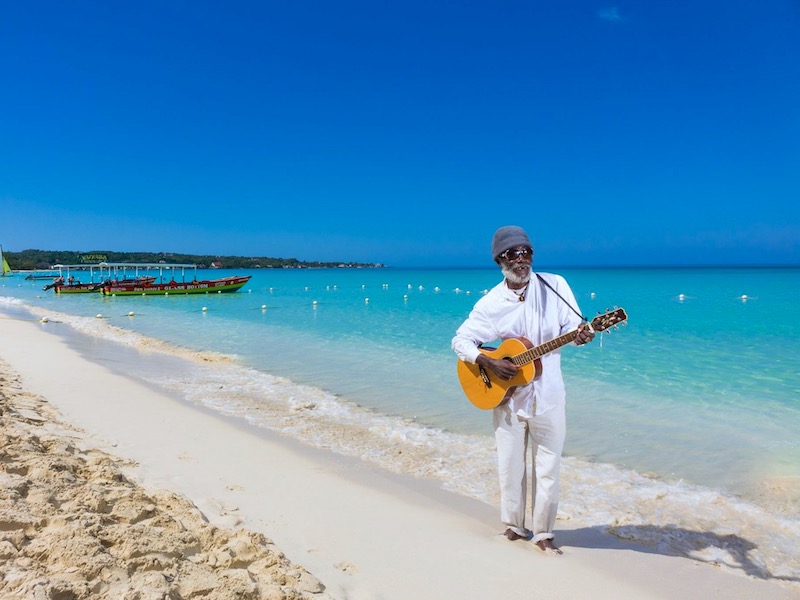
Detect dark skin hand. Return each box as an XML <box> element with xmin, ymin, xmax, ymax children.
<box><xmin>477</xmin><ymin>323</ymin><xmax>595</xmax><ymax>380</ymax></box>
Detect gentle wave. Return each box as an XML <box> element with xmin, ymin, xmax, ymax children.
<box><xmin>5</xmin><ymin>299</ymin><xmax>799</xmax><ymax>588</ymax></box>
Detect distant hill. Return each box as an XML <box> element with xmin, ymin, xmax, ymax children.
<box><xmin>5</xmin><ymin>249</ymin><xmax>384</xmax><ymax>271</ymax></box>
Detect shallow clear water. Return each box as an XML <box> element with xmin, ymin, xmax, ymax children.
<box><xmin>3</xmin><ymin>266</ymin><xmax>799</xmax><ymax>583</ymax></box>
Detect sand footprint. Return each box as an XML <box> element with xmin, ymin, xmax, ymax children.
<box><xmin>334</xmin><ymin>561</ymin><xmax>358</xmax><ymax>575</ymax></box>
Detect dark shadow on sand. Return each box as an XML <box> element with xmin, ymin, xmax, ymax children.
<box><xmin>558</xmin><ymin>524</ymin><xmax>799</xmax><ymax>585</ymax></box>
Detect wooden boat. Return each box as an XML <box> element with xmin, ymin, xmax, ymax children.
<box><xmin>49</xmin><ymin>279</ymin><xmax>99</xmax><ymax>293</ymax></box>
<box><xmin>43</xmin><ymin>262</ymin><xmax>177</xmax><ymax>293</ymax></box>
<box><xmin>40</xmin><ymin>262</ymin><xmax>251</xmax><ymax>296</ymax></box>
<box><xmin>46</xmin><ymin>276</ymin><xmax>157</xmax><ymax>293</ymax></box>
<box><xmin>25</xmin><ymin>271</ymin><xmax>61</xmax><ymax>280</ymax></box>
<box><xmin>42</xmin><ymin>263</ymin><xmax>107</xmax><ymax>292</ymax></box>
<box><xmin>100</xmin><ymin>275</ymin><xmax>251</xmax><ymax>296</ymax></box>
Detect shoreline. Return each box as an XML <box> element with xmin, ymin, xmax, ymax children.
<box><xmin>1</xmin><ymin>312</ymin><xmax>798</xmax><ymax>598</ymax></box>
<box><xmin>0</xmin><ymin>353</ymin><xmax>328</xmax><ymax>599</ymax></box>
<box><xmin>6</xmin><ymin>266</ymin><xmax>800</xmax><ymax>513</ymax></box>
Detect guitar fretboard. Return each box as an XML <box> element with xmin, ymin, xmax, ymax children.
<box><xmin>511</xmin><ymin>330</ymin><xmax>579</xmax><ymax>366</ymax></box>
<box><xmin>506</xmin><ymin>308</ymin><xmax>626</xmax><ymax>367</ymax></box>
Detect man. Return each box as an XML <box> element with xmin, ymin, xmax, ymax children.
<box><xmin>451</xmin><ymin>225</ymin><xmax>594</xmax><ymax>554</ymax></box>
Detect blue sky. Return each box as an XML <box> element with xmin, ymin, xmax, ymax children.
<box><xmin>2</xmin><ymin>1</ymin><xmax>799</xmax><ymax>267</ymax></box>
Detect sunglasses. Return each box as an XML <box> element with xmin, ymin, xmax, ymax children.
<box><xmin>500</xmin><ymin>246</ymin><xmax>533</xmax><ymax>262</ymax></box>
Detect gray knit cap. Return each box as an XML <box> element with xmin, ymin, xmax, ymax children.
<box><xmin>491</xmin><ymin>226</ymin><xmax>532</xmax><ymax>260</ymax></box>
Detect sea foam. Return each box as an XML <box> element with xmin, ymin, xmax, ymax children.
<box><xmin>4</xmin><ymin>298</ymin><xmax>800</xmax><ymax>589</ymax></box>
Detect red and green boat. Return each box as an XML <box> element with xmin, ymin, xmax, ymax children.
<box><xmin>42</xmin><ymin>262</ymin><xmax>251</xmax><ymax>296</ymax></box>
<box><xmin>46</xmin><ymin>276</ymin><xmax>158</xmax><ymax>293</ymax></box>
<box><xmin>43</xmin><ymin>263</ymin><xmax>158</xmax><ymax>293</ymax></box>
<box><xmin>100</xmin><ymin>274</ymin><xmax>251</xmax><ymax>296</ymax></box>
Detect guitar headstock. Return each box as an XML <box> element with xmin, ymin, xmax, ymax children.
<box><xmin>589</xmin><ymin>307</ymin><xmax>628</xmax><ymax>332</ymax></box>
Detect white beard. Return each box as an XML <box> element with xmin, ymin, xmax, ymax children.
<box><xmin>501</xmin><ymin>264</ymin><xmax>531</xmax><ymax>286</ymax></box>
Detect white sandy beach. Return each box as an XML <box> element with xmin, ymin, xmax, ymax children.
<box><xmin>1</xmin><ymin>313</ymin><xmax>797</xmax><ymax>600</ymax></box>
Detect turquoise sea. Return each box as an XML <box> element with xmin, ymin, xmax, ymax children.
<box><xmin>2</xmin><ymin>266</ymin><xmax>799</xmax><ymax>583</ymax></box>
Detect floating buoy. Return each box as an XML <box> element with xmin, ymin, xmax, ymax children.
<box><xmin>202</xmin><ymin>307</ymin><xmax>208</xmax><ymax>312</ymax></box>
<box><xmin>678</xmin><ymin>293</ymin><xmax>685</xmax><ymax>301</ymax></box>
<box><xmin>40</xmin><ymin>317</ymin><xmax>49</xmax><ymax>323</ymax></box>
<box><xmin>590</xmin><ymin>292</ymin><xmax>596</xmax><ymax>299</ymax></box>
<box><xmin>128</xmin><ymin>311</ymin><xmax>135</xmax><ymax>317</ymax></box>
<box><xmin>434</xmin><ymin>287</ymin><xmax>440</xmax><ymax>293</ymax></box>
<box><xmin>404</xmin><ymin>294</ymin><xmax>408</xmax><ymax>301</ymax></box>
<box><xmin>261</xmin><ymin>304</ymin><xmax>267</xmax><ymax>310</ymax></box>
<box><xmin>312</xmin><ymin>300</ymin><xmax>318</xmax><ymax>306</ymax></box>
<box><xmin>741</xmin><ymin>294</ymin><xmax>748</xmax><ymax>302</ymax></box>
<box><xmin>365</xmin><ymin>298</ymin><xmax>370</xmax><ymax>303</ymax></box>
<box><xmin>96</xmin><ymin>314</ymin><xmax>103</xmax><ymax>319</ymax></box>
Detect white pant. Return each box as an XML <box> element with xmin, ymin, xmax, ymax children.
<box><xmin>493</xmin><ymin>403</ymin><xmax>566</xmax><ymax>543</ymax></box>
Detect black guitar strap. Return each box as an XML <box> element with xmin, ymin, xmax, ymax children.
<box><xmin>535</xmin><ymin>273</ymin><xmax>587</xmax><ymax>323</ymax></box>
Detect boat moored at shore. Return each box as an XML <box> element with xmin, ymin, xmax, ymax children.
<box><xmin>42</xmin><ymin>263</ymin><xmax>160</xmax><ymax>293</ymax></box>
<box><xmin>38</xmin><ymin>262</ymin><xmax>252</xmax><ymax>296</ymax></box>
<box><xmin>45</xmin><ymin>276</ymin><xmax>158</xmax><ymax>293</ymax></box>
<box><xmin>101</xmin><ymin>274</ymin><xmax>251</xmax><ymax>296</ymax></box>
<box><xmin>25</xmin><ymin>271</ymin><xmax>62</xmax><ymax>281</ymax></box>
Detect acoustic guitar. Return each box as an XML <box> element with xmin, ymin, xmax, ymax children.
<box><xmin>457</xmin><ymin>307</ymin><xmax>628</xmax><ymax>410</ymax></box>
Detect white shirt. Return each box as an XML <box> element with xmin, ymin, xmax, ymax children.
<box><xmin>451</xmin><ymin>272</ymin><xmax>584</xmax><ymax>418</ymax></box>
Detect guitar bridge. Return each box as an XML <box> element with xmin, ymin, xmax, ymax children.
<box><xmin>478</xmin><ymin>366</ymin><xmax>492</xmax><ymax>388</ymax></box>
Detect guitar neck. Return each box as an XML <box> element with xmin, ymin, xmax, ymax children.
<box><xmin>507</xmin><ymin>308</ymin><xmax>627</xmax><ymax>368</ymax></box>
<box><xmin>513</xmin><ymin>330</ymin><xmax>579</xmax><ymax>366</ymax></box>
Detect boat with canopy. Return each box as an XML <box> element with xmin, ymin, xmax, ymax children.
<box><xmin>43</xmin><ymin>263</ymin><xmax>157</xmax><ymax>293</ymax></box>
<box><xmin>97</xmin><ymin>263</ymin><xmax>251</xmax><ymax>296</ymax></box>
<box><xmin>41</xmin><ymin>262</ymin><xmax>251</xmax><ymax>295</ymax></box>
